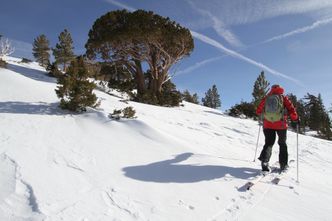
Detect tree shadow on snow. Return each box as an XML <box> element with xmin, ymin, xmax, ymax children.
<box><xmin>123</xmin><ymin>152</ymin><xmax>259</xmax><ymax>183</ymax></box>
<box><xmin>7</xmin><ymin>63</ymin><xmax>56</xmax><ymax>84</ymax></box>
<box><xmin>0</xmin><ymin>101</ymin><xmax>65</xmax><ymax>115</ymax></box>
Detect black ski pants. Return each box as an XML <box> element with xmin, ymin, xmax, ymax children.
<box><xmin>258</xmin><ymin>129</ymin><xmax>288</xmax><ymax>167</ymax></box>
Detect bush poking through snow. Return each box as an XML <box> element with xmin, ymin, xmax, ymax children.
<box><xmin>122</xmin><ymin>106</ymin><xmax>136</xmax><ymax>118</ymax></box>
<box><xmin>0</xmin><ymin>59</ymin><xmax>7</xmax><ymax>68</ymax></box>
<box><xmin>21</xmin><ymin>58</ymin><xmax>32</xmax><ymax>63</ymax></box>
<box><xmin>109</xmin><ymin>107</ymin><xmax>136</xmax><ymax>120</ymax></box>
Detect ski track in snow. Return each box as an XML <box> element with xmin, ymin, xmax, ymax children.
<box><xmin>208</xmin><ymin>138</ymin><xmax>327</xmax><ymax>221</ymax></box>
<box><xmin>102</xmin><ymin>187</ymin><xmax>145</xmax><ymax>221</ymax></box>
<box><xmin>0</xmin><ymin>153</ymin><xmax>45</xmax><ymax>220</ymax></box>
<box><xmin>209</xmin><ymin>165</ymin><xmax>297</xmax><ymax>221</ymax></box>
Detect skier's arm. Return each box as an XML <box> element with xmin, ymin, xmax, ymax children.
<box><xmin>283</xmin><ymin>96</ymin><xmax>298</xmax><ymax>121</ymax></box>
<box><xmin>256</xmin><ymin>97</ymin><xmax>266</xmax><ymax>115</ymax></box>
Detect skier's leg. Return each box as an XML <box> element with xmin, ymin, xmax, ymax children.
<box><xmin>277</xmin><ymin>129</ymin><xmax>288</xmax><ymax>169</ymax></box>
<box><xmin>258</xmin><ymin>129</ymin><xmax>276</xmax><ymax>163</ymax></box>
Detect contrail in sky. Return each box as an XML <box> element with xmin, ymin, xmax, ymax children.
<box><xmin>104</xmin><ymin>0</ymin><xmax>136</xmax><ymax>12</ymax></box>
<box><xmin>191</xmin><ymin>31</ymin><xmax>302</xmax><ymax>85</ymax></box>
<box><xmin>263</xmin><ymin>17</ymin><xmax>332</xmax><ymax>43</ymax></box>
<box><xmin>175</xmin><ymin>56</ymin><xmax>224</xmax><ymax>76</ymax></box>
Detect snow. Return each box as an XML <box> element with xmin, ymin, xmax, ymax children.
<box><xmin>1</xmin><ymin>56</ymin><xmax>332</xmax><ymax>220</ymax></box>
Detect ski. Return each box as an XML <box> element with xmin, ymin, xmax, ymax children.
<box><xmin>244</xmin><ymin>161</ymin><xmax>280</xmax><ymax>190</ymax></box>
<box><xmin>271</xmin><ymin>159</ymin><xmax>295</xmax><ymax>185</ymax></box>
<box><xmin>245</xmin><ymin>167</ymin><xmax>278</xmax><ymax>190</ymax></box>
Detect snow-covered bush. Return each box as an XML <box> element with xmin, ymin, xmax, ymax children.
<box><xmin>0</xmin><ymin>38</ymin><xmax>15</xmax><ymax>60</ymax></box>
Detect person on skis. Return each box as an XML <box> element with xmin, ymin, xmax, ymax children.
<box><xmin>256</xmin><ymin>84</ymin><xmax>298</xmax><ymax>172</ymax></box>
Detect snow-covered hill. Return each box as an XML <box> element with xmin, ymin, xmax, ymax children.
<box><xmin>1</xmin><ymin>57</ymin><xmax>332</xmax><ymax>221</ymax></box>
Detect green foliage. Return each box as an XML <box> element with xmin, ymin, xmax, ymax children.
<box><xmin>157</xmin><ymin>80</ymin><xmax>182</xmax><ymax>107</ymax></box>
<box><xmin>0</xmin><ymin>58</ymin><xmax>7</xmax><ymax>68</ymax></box>
<box><xmin>85</xmin><ymin>9</ymin><xmax>194</xmax><ymax>98</ymax></box>
<box><xmin>286</xmin><ymin>93</ymin><xmax>306</xmax><ymax>133</ymax></box>
<box><xmin>46</xmin><ymin>62</ymin><xmax>62</xmax><ymax>78</ymax></box>
<box><xmin>228</xmin><ymin>101</ymin><xmax>256</xmax><ymax>119</ymax></box>
<box><xmin>252</xmin><ymin>71</ymin><xmax>270</xmax><ymax>108</ymax></box>
<box><xmin>202</xmin><ymin>85</ymin><xmax>221</xmax><ymax>109</ymax></box>
<box><xmin>109</xmin><ymin>106</ymin><xmax>136</xmax><ymax>119</ymax></box>
<box><xmin>122</xmin><ymin>106</ymin><xmax>136</xmax><ymax>118</ymax></box>
<box><xmin>100</xmin><ymin>62</ymin><xmax>135</xmax><ymax>94</ymax></box>
<box><xmin>182</xmin><ymin>90</ymin><xmax>199</xmax><ymax>104</ymax></box>
<box><xmin>135</xmin><ymin>80</ymin><xmax>182</xmax><ymax>107</ymax></box>
<box><xmin>32</xmin><ymin>34</ymin><xmax>50</xmax><ymax>67</ymax></box>
<box><xmin>303</xmin><ymin>93</ymin><xmax>332</xmax><ymax>140</ymax></box>
<box><xmin>53</xmin><ymin>29</ymin><xmax>75</xmax><ymax>72</ymax></box>
<box><xmin>55</xmin><ymin>56</ymin><xmax>98</xmax><ymax>112</ymax></box>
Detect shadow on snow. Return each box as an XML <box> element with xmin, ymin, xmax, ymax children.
<box><xmin>123</xmin><ymin>152</ymin><xmax>259</xmax><ymax>183</ymax></box>
<box><xmin>0</xmin><ymin>101</ymin><xmax>64</xmax><ymax>115</ymax></box>
<box><xmin>7</xmin><ymin>63</ymin><xmax>56</xmax><ymax>84</ymax></box>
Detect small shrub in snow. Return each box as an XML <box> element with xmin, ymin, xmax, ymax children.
<box><xmin>109</xmin><ymin>107</ymin><xmax>136</xmax><ymax>120</ymax></box>
<box><xmin>21</xmin><ymin>58</ymin><xmax>32</xmax><ymax>63</ymax></box>
<box><xmin>0</xmin><ymin>59</ymin><xmax>7</xmax><ymax>68</ymax></box>
<box><xmin>122</xmin><ymin>106</ymin><xmax>136</xmax><ymax>118</ymax></box>
<box><xmin>228</xmin><ymin>101</ymin><xmax>256</xmax><ymax>119</ymax></box>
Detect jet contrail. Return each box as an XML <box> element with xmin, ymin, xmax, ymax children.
<box><xmin>104</xmin><ymin>0</ymin><xmax>136</xmax><ymax>12</ymax></box>
<box><xmin>175</xmin><ymin>56</ymin><xmax>224</xmax><ymax>76</ymax></box>
<box><xmin>191</xmin><ymin>30</ymin><xmax>303</xmax><ymax>85</ymax></box>
<box><xmin>263</xmin><ymin>17</ymin><xmax>332</xmax><ymax>43</ymax></box>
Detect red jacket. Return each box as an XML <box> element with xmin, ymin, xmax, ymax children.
<box><xmin>256</xmin><ymin>85</ymin><xmax>298</xmax><ymax>130</ymax></box>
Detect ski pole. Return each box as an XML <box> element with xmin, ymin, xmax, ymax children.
<box><xmin>296</xmin><ymin>121</ymin><xmax>299</xmax><ymax>183</ymax></box>
<box><xmin>253</xmin><ymin>115</ymin><xmax>263</xmax><ymax>162</ymax></box>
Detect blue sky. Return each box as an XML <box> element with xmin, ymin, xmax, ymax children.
<box><xmin>1</xmin><ymin>0</ymin><xmax>332</xmax><ymax>110</ymax></box>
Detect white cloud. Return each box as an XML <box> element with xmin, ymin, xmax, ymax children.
<box><xmin>104</xmin><ymin>0</ymin><xmax>136</xmax><ymax>12</ymax></box>
<box><xmin>187</xmin><ymin>0</ymin><xmax>332</xmax><ymax>26</ymax></box>
<box><xmin>263</xmin><ymin>17</ymin><xmax>332</xmax><ymax>43</ymax></box>
<box><xmin>191</xmin><ymin>31</ymin><xmax>303</xmax><ymax>85</ymax></box>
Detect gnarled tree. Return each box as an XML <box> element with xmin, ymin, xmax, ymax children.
<box><xmin>85</xmin><ymin>9</ymin><xmax>194</xmax><ymax>97</ymax></box>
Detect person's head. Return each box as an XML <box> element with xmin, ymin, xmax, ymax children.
<box><xmin>270</xmin><ymin>84</ymin><xmax>284</xmax><ymax>94</ymax></box>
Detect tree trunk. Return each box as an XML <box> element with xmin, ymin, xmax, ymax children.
<box><xmin>134</xmin><ymin>60</ymin><xmax>145</xmax><ymax>95</ymax></box>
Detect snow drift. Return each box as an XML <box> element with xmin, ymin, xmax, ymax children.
<box><xmin>1</xmin><ymin>57</ymin><xmax>332</xmax><ymax>221</ymax></box>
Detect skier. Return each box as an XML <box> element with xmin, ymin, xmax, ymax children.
<box><xmin>256</xmin><ymin>84</ymin><xmax>298</xmax><ymax>172</ymax></box>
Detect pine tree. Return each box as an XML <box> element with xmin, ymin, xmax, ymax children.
<box><xmin>53</xmin><ymin>29</ymin><xmax>75</xmax><ymax>72</ymax></box>
<box><xmin>287</xmin><ymin>93</ymin><xmax>306</xmax><ymax>133</ymax></box>
<box><xmin>55</xmin><ymin>56</ymin><xmax>98</xmax><ymax>112</ymax></box>
<box><xmin>304</xmin><ymin>93</ymin><xmax>332</xmax><ymax>139</ymax></box>
<box><xmin>32</xmin><ymin>34</ymin><xmax>50</xmax><ymax>67</ymax></box>
<box><xmin>202</xmin><ymin>85</ymin><xmax>221</xmax><ymax>109</ymax></box>
<box><xmin>182</xmin><ymin>90</ymin><xmax>199</xmax><ymax>104</ymax></box>
<box><xmin>252</xmin><ymin>71</ymin><xmax>270</xmax><ymax>108</ymax></box>
<box><xmin>192</xmin><ymin>93</ymin><xmax>199</xmax><ymax>104</ymax></box>
<box><xmin>86</xmin><ymin>10</ymin><xmax>194</xmax><ymax>98</ymax></box>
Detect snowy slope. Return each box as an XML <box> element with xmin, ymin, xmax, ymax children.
<box><xmin>1</xmin><ymin>57</ymin><xmax>332</xmax><ymax>221</ymax></box>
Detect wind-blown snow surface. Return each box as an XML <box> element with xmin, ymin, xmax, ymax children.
<box><xmin>1</xmin><ymin>57</ymin><xmax>332</xmax><ymax>221</ymax></box>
